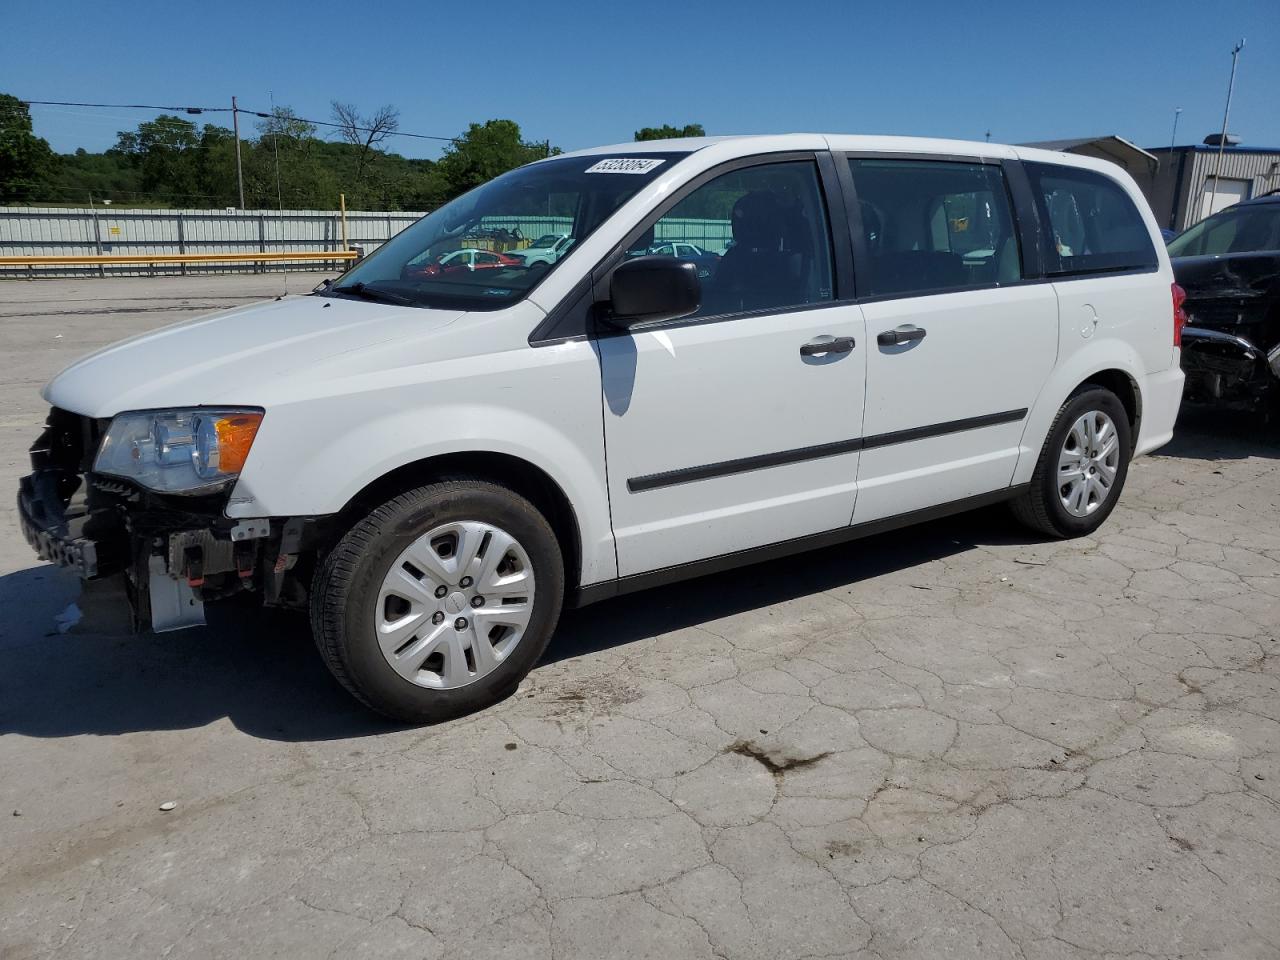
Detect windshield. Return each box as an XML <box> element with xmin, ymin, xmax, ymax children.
<box><xmin>326</xmin><ymin>153</ymin><xmax>686</xmax><ymax>310</ymax></box>
<box><xmin>1167</xmin><ymin>202</ymin><xmax>1280</xmax><ymax>257</ymax></box>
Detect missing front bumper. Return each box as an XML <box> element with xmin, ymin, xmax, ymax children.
<box><xmin>17</xmin><ymin>475</ymin><xmax>105</xmax><ymax>578</ymax></box>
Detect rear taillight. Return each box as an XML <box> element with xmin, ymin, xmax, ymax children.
<box><xmin>1171</xmin><ymin>282</ymin><xmax>1188</xmax><ymax>347</ymax></box>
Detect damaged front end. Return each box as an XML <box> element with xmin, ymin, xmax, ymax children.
<box><xmin>1174</xmin><ymin>252</ymin><xmax>1280</xmax><ymax>412</ymax></box>
<box><xmin>17</xmin><ymin>407</ymin><xmax>322</xmax><ymax>632</ymax></box>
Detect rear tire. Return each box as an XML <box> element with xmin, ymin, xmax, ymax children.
<box><xmin>1011</xmin><ymin>385</ymin><xmax>1132</xmax><ymax>538</ymax></box>
<box><xmin>311</xmin><ymin>479</ymin><xmax>564</xmax><ymax>723</ymax></box>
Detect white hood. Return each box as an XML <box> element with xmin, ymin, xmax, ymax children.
<box><xmin>43</xmin><ymin>294</ymin><xmax>466</xmax><ymax>418</ymax></box>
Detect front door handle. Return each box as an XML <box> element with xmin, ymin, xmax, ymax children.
<box><xmin>877</xmin><ymin>325</ymin><xmax>927</xmax><ymax>346</ymax></box>
<box><xmin>800</xmin><ymin>335</ymin><xmax>855</xmax><ymax>357</ymax></box>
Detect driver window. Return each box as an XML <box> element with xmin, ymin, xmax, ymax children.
<box><xmin>631</xmin><ymin>161</ymin><xmax>835</xmax><ymax>320</ymax></box>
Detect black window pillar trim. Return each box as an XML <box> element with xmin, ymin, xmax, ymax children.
<box><xmin>831</xmin><ymin>152</ymin><xmax>868</xmax><ymax>301</ymax></box>
<box><xmin>1002</xmin><ymin>158</ymin><xmax>1048</xmax><ymax>280</ymax></box>
<box><xmin>815</xmin><ymin>150</ymin><xmax>856</xmax><ymax>301</ymax></box>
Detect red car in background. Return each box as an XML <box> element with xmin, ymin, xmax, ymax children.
<box><xmin>402</xmin><ymin>248</ymin><xmax>524</xmax><ymax>280</ymax></box>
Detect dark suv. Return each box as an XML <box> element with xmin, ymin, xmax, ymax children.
<box><xmin>1167</xmin><ymin>192</ymin><xmax>1280</xmax><ymax>415</ymax></box>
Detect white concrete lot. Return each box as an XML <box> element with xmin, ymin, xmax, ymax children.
<box><xmin>2</xmin><ymin>275</ymin><xmax>1279</xmax><ymax>959</ymax></box>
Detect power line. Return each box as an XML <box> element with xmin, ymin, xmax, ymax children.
<box><xmin>21</xmin><ymin>97</ymin><xmax>464</xmax><ymax>143</ymax></box>
<box><xmin>244</xmin><ymin>107</ymin><xmax>458</xmax><ymax>143</ymax></box>
<box><xmin>22</xmin><ymin>99</ymin><xmax>232</xmax><ymax>114</ymax></box>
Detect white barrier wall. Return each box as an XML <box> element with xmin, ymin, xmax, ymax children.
<box><xmin>0</xmin><ymin>207</ymin><xmax>426</xmax><ymax>276</ymax></box>
<box><xmin>0</xmin><ymin>207</ymin><xmax>736</xmax><ymax>277</ymax></box>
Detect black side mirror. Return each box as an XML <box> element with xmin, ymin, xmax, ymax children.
<box><xmin>608</xmin><ymin>255</ymin><xmax>700</xmax><ymax>327</ymax></box>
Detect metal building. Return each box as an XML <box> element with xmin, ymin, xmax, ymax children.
<box><xmin>1145</xmin><ymin>144</ymin><xmax>1280</xmax><ymax>232</ymax></box>
<box><xmin>1020</xmin><ymin>136</ymin><xmax>1161</xmax><ymax>193</ymax></box>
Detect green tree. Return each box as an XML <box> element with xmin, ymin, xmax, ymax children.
<box><xmin>194</xmin><ymin>124</ymin><xmax>240</xmax><ymax>207</ymax></box>
<box><xmin>49</xmin><ymin>148</ymin><xmax>140</xmax><ymax>204</ymax></box>
<box><xmin>247</xmin><ymin>107</ymin><xmax>335</xmax><ymax>208</ymax></box>
<box><xmin>634</xmin><ymin>123</ymin><xmax>705</xmax><ymax>141</ymax></box>
<box><xmin>0</xmin><ymin>94</ymin><xmax>57</xmax><ymax>202</ymax></box>
<box><xmin>110</xmin><ymin>114</ymin><xmax>202</xmax><ymax>201</ymax></box>
<box><xmin>436</xmin><ymin>120</ymin><xmax>556</xmax><ymax>197</ymax></box>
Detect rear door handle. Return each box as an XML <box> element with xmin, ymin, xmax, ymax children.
<box><xmin>877</xmin><ymin>325</ymin><xmax>927</xmax><ymax>346</ymax></box>
<box><xmin>800</xmin><ymin>335</ymin><xmax>855</xmax><ymax>357</ymax></box>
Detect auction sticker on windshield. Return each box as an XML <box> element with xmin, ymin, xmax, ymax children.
<box><xmin>584</xmin><ymin>158</ymin><xmax>666</xmax><ymax>175</ymax></box>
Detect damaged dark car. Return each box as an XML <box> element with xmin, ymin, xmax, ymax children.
<box><xmin>1167</xmin><ymin>192</ymin><xmax>1280</xmax><ymax>416</ymax></box>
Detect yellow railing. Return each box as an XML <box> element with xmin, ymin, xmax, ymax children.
<box><xmin>0</xmin><ymin>250</ymin><xmax>359</xmax><ymax>267</ymax></box>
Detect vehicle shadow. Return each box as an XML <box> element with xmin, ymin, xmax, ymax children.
<box><xmin>0</xmin><ymin>566</ymin><xmax>398</xmax><ymax>742</ymax></box>
<box><xmin>547</xmin><ymin>506</ymin><xmax>1009</xmax><ymax>664</ymax></box>
<box><xmin>0</xmin><ymin>505</ymin><xmax>1030</xmax><ymax>742</ymax></box>
<box><xmin>1160</xmin><ymin>406</ymin><xmax>1280</xmax><ymax>461</ymax></box>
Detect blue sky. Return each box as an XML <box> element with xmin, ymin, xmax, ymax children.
<box><xmin>4</xmin><ymin>0</ymin><xmax>1277</xmax><ymax>159</ymax></box>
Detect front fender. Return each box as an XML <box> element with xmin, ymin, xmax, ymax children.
<box><xmin>225</xmin><ymin>339</ymin><xmax>617</xmax><ymax>585</ymax></box>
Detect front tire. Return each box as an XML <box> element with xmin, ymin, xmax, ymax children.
<box><xmin>1011</xmin><ymin>385</ymin><xmax>1132</xmax><ymax>538</ymax></box>
<box><xmin>311</xmin><ymin>479</ymin><xmax>564</xmax><ymax>723</ymax></box>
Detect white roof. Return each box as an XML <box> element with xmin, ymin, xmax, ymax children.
<box><xmin>552</xmin><ymin>133</ymin><xmax>1118</xmax><ymax>174</ymax></box>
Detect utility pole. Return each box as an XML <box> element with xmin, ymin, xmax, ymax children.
<box><xmin>231</xmin><ymin>95</ymin><xmax>246</xmax><ymax>209</ymax></box>
<box><xmin>1206</xmin><ymin>39</ymin><xmax>1245</xmax><ymax>220</ymax></box>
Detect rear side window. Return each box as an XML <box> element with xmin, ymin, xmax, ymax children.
<box><xmin>1025</xmin><ymin>162</ymin><xmax>1157</xmax><ymax>276</ymax></box>
<box><xmin>847</xmin><ymin>158</ymin><xmax>1022</xmax><ymax>298</ymax></box>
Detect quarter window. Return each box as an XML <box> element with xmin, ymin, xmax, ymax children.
<box><xmin>1024</xmin><ymin>162</ymin><xmax>1157</xmax><ymax>276</ymax></box>
<box><xmin>627</xmin><ymin>161</ymin><xmax>835</xmax><ymax>319</ymax></box>
<box><xmin>847</xmin><ymin>158</ymin><xmax>1022</xmax><ymax>298</ymax></box>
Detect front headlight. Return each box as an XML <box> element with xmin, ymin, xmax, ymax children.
<box><xmin>94</xmin><ymin>408</ymin><xmax>264</xmax><ymax>495</ymax></box>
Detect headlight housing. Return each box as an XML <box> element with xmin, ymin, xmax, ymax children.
<box><xmin>94</xmin><ymin>408</ymin><xmax>264</xmax><ymax>495</ymax></box>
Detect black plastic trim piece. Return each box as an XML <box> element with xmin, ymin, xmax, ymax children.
<box><xmin>860</xmin><ymin>408</ymin><xmax>1026</xmax><ymax>449</ymax></box>
<box><xmin>626</xmin><ymin>408</ymin><xmax>1027</xmax><ymax>492</ymax></box>
<box><xmin>528</xmin><ymin>276</ymin><xmax>594</xmax><ymax>346</ymax></box>
<box><xmin>816</xmin><ymin>150</ymin><xmax>856</xmax><ymax>300</ymax></box>
<box><xmin>592</xmin><ymin>296</ymin><xmax>858</xmax><ymax>338</ymax></box>
<box><xmin>1042</xmin><ymin>264</ymin><xmax>1161</xmax><ymax>282</ymax></box>
<box><xmin>1002</xmin><ymin>159</ymin><xmax>1046</xmax><ymax>279</ymax></box>
<box><xmin>838</xmin><ymin>151</ymin><xmax>1010</xmax><ymax>166</ymax></box>
<box><xmin>628</xmin><ymin>438</ymin><xmax>863</xmax><ymax>493</ymax></box>
<box><xmin>570</xmin><ymin>484</ymin><xmax>1030</xmax><ymax>607</ymax></box>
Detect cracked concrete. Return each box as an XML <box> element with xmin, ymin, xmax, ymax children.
<box><xmin>2</xmin><ymin>275</ymin><xmax>1279</xmax><ymax>959</ymax></box>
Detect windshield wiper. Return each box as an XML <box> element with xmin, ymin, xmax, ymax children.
<box><xmin>330</xmin><ymin>281</ymin><xmax>416</xmax><ymax>306</ymax></box>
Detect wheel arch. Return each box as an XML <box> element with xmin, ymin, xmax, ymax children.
<box><xmin>335</xmin><ymin>451</ymin><xmax>585</xmax><ymax>592</ymax></box>
<box><xmin>1079</xmin><ymin>367</ymin><xmax>1142</xmax><ymax>440</ymax></box>
<box><xmin>1013</xmin><ymin>343</ymin><xmax>1149</xmax><ymax>486</ymax></box>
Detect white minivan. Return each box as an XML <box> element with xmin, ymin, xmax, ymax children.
<box><xmin>18</xmin><ymin>135</ymin><xmax>1186</xmax><ymax>722</ymax></box>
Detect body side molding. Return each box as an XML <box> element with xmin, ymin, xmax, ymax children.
<box><xmin>626</xmin><ymin>409</ymin><xmax>1028</xmax><ymax>493</ymax></box>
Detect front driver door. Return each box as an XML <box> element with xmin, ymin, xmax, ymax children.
<box><xmin>597</xmin><ymin>156</ymin><xmax>868</xmax><ymax>577</ymax></box>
